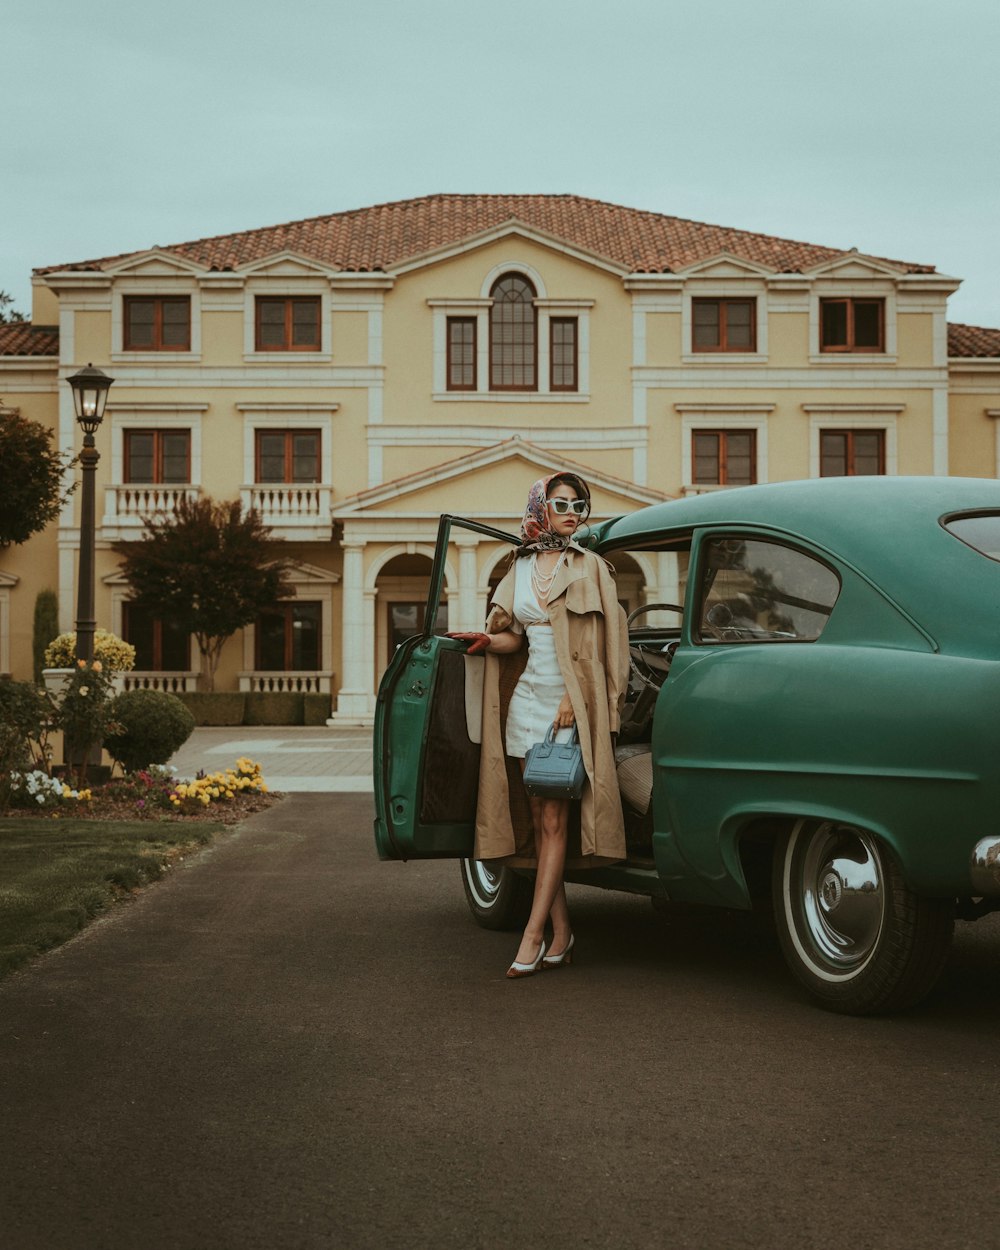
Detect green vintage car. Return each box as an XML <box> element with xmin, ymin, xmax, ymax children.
<box><xmin>374</xmin><ymin>476</ymin><xmax>1000</xmax><ymax>1014</ymax></box>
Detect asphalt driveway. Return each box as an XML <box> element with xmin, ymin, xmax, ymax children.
<box><xmin>2</xmin><ymin>792</ymin><xmax>998</xmax><ymax>1250</ymax></box>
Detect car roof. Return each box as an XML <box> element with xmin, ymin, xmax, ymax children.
<box><xmin>591</xmin><ymin>476</ymin><xmax>1000</xmax><ymax>652</ymax></box>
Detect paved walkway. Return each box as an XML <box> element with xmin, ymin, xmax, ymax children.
<box><xmin>168</xmin><ymin>724</ymin><xmax>374</xmax><ymax>793</ymax></box>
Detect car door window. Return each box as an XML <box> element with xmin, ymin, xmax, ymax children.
<box><xmin>697</xmin><ymin>536</ymin><xmax>840</xmax><ymax>643</ymax></box>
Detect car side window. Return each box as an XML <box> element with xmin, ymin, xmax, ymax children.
<box><xmin>697</xmin><ymin>536</ymin><xmax>840</xmax><ymax>643</ymax></box>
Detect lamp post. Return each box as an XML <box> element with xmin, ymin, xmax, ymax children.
<box><xmin>67</xmin><ymin>364</ymin><xmax>114</xmax><ymax>665</ymax></box>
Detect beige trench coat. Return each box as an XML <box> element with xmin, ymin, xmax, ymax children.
<box><xmin>474</xmin><ymin>545</ymin><xmax>629</xmax><ymax>869</ymax></box>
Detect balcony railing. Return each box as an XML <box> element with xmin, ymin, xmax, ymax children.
<box><xmin>104</xmin><ymin>485</ymin><xmax>202</xmax><ymax>531</ymax></box>
<box><xmin>240</xmin><ymin>484</ymin><xmax>333</xmax><ymax>538</ymax></box>
<box><xmin>122</xmin><ymin>672</ymin><xmax>200</xmax><ymax>693</ymax></box>
<box><xmin>239</xmin><ymin>671</ymin><xmax>334</xmax><ymax>694</ymax></box>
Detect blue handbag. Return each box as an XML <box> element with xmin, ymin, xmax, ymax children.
<box><xmin>522</xmin><ymin>725</ymin><xmax>586</xmax><ymax>800</ymax></box>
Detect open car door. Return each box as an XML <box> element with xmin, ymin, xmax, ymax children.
<box><xmin>373</xmin><ymin>515</ymin><xmax>520</xmax><ymax>860</ymax></box>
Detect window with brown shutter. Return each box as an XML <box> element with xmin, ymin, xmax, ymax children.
<box><xmin>446</xmin><ymin>317</ymin><xmax>477</xmax><ymax>390</ymax></box>
<box><xmin>255</xmin><ymin>430</ymin><xmax>320</xmax><ymax>483</ymax></box>
<box><xmin>254</xmin><ymin>297</ymin><xmax>322</xmax><ymax>351</ymax></box>
<box><xmin>819</xmin><ymin>429</ymin><xmax>885</xmax><ymax>476</ymax></box>
<box><xmin>124</xmin><ymin>430</ymin><xmax>191</xmax><ymax>483</ymax></box>
<box><xmin>692</xmin><ymin>299</ymin><xmax>756</xmax><ymax>353</ymax></box>
<box><xmin>550</xmin><ymin>318</ymin><xmax>578</xmax><ymax>391</ymax></box>
<box><xmin>124</xmin><ymin>297</ymin><xmax>191</xmax><ymax>351</ymax></box>
<box><xmin>489</xmin><ymin>274</ymin><xmax>536</xmax><ymax>390</ymax></box>
<box><xmin>819</xmin><ymin>299</ymin><xmax>885</xmax><ymax>352</ymax></box>
<box><xmin>692</xmin><ymin>430</ymin><xmax>756</xmax><ymax>486</ymax></box>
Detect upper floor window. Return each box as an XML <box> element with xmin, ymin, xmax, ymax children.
<box><xmin>447</xmin><ymin>317</ymin><xmax>476</xmax><ymax>391</ymax></box>
<box><xmin>820</xmin><ymin>298</ymin><xmax>884</xmax><ymax>353</ymax></box>
<box><xmin>255</xmin><ymin>297</ymin><xmax>321</xmax><ymax>351</ymax></box>
<box><xmin>820</xmin><ymin>429</ymin><xmax>885</xmax><ymax>476</ymax></box>
<box><xmin>692</xmin><ymin>299</ymin><xmax>756</xmax><ymax>353</ymax></box>
<box><xmin>255</xmin><ymin>429</ymin><xmax>320</xmax><ymax>483</ymax></box>
<box><xmin>124</xmin><ymin>429</ymin><xmax>191</xmax><ymax>483</ymax></box>
<box><xmin>124</xmin><ymin>296</ymin><xmax>191</xmax><ymax>351</ymax></box>
<box><xmin>550</xmin><ymin>318</ymin><xmax>578</xmax><ymax>391</ymax></box>
<box><xmin>693</xmin><ymin>430</ymin><xmax>756</xmax><ymax>486</ymax></box>
<box><xmin>490</xmin><ymin>274</ymin><xmax>536</xmax><ymax>390</ymax></box>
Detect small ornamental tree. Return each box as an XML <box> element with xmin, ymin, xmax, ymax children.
<box><xmin>0</xmin><ymin>407</ymin><xmax>76</xmax><ymax>547</ymax></box>
<box><xmin>113</xmin><ymin>495</ymin><xmax>292</xmax><ymax>690</ymax></box>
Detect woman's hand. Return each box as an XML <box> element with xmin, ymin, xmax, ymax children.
<box><xmin>553</xmin><ymin>693</ymin><xmax>575</xmax><ymax>729</ymax></box>
<box><xmin>446</xmin><ymin>631</ymin><xmax>491</xmax><ymax>655</ymax></box>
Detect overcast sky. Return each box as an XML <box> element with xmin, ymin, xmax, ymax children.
<box><xmin>4</xmin><ymin>0</ymin><xmax>998</xmax><ymax>326</ymax></box>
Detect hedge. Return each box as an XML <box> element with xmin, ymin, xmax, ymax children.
<box><xmin>174</xmin><ymin>693</ymin><xmax>246</xmax><ymax>726</ymax></box>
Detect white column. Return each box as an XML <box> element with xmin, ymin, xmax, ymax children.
<box><xmin>332</xmin><ymin>544</ymin><xmax>373</xmax><ymax>722</ymax></box>
<box><xmin>456</xmin><ymin>538</ymin><xmax>479</xmax><ymax>630</ymax></box>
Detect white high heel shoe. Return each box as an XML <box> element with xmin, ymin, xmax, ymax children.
<box><xmin>542</xmin><ymin>934</ymin><xmax>575</xmax><ymax>969</ymax></box>
<box><xmin>506</xmin><ymin>940</ymin><xmax>547</xmax><ymax>979</ymax></box>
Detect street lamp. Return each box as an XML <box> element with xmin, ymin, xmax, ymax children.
<box><xmin>67</xmin><ymin>364</ymin><xmax>114</xmax><ymax>665</ymax></box>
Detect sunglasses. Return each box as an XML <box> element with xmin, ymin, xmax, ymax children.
<box><xmin>547</xmin><ymin>497</ymin><xmax>588</xmax><ymax>515</ymax></box>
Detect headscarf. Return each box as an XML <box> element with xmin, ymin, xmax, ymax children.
<box><xmin>517</xmin><ymin>472</ymin><xmax>592</xmax><ymax>556</ymax></box>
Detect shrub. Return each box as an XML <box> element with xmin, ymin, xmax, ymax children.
<box><xmin>45</xmin><ymin>629</ymin><xmax>136</xmax><ymax>672</ymax></box>
<box><xmin>244</xmin><ymin>691</ymin><xmax>304</xmax><ymax>725</ymax></box>
<box><xmin>32</xmin><ymin>590</ymin><xmax>59</xmax><ymax>683</ymax></box>
<box><xmin>174</xmin><ymin>692</ymin><xmax>246</xmax><ymax>726</ymax></box>
<box><xmin>303</xmin><ymin>693</ymin><xmax>332</xmax><ymax>726</ymax></box>
<box><xmin>104</xmin><ymin>689</ymin><xmax>195</xmax><ymax>773</ymax></box>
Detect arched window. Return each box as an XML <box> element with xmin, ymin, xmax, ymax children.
<box><xmin>490</xmin><ymin>274</ymin><xmax>536</xmax><ymax>390</ymax></box>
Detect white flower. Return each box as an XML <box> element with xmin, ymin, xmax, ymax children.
<box><xmin>78</xmin><ymin>686</ymin><xmax>89</xmax><ymax>696</ymax></box>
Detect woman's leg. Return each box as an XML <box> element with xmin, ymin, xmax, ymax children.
<box><xmin>513</xmin><ymin>794</ymin><xmax>571</xmax><ymax>966</ymax></box>
<box><xmin>528</xmin><ymin>795</ymin><xmax>572</xmax><ymax>951</ymax></box>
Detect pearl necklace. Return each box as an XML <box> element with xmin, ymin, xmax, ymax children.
<box><xmin>531</xmin><ymin>550</ymin><xmax>564</xmax><ymax>602</ymax></box>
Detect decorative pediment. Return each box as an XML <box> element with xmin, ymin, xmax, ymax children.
<box><xmin>674</xmin><ymin>252</ymin><xmax>776</xmax><ymax>279</ymax></box>
<box><xmin>389</xmin><ymin>218</ymin><xmax>629</xmax><ymax>279</ymax></box>
<box><xmin>0</xmin><ymin>569</ymin><xmax>19</xmax><ymax>588</ymax></box>
<box><xmin>237</xmin><ymin>251</ymin><xmax>341</xmax><ymax>279</ymax></box>
<box><xmin>104</xmin><ymin>249</ymin><xmax>209</xmax><ymax>278</ymax></box>
<box><xmin>334</xmin><ymin>438</ymin><xmax>669</xmax><ymax>519</ymax></box>
<box><xmin>804</xmin><ymin>251</ymin><xmax>906</xmax><ymax>279</ymax></box>
<box><xmin>285</xmin><ymin>560</ymin><xmax>341</xmax><ymax>584</ymax></box>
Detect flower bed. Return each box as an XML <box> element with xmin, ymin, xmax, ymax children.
<box><xmin>5</xmin><ymin>758</ymin><xmax>277</xmax><ymax>826</ymax></box>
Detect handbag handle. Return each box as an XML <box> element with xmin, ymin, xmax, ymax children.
<box><xmin>544</xmin><ymin>723</ymin><xmax>579</xmax><ymax>746</ymax></box>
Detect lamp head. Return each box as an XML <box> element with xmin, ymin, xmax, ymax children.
<box><xmin>68</xmin><ymin>363</ymin><xmax>114</xmax><ymax>434</ymax></box>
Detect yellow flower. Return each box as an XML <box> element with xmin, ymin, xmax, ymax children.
<box><xmin>91</xmin><ymin>660</ymin><xmax>103</xmax><ymax>672</ymax></box>
<box><xmin>77</xmin><ymin>658</ymin><xmax>87</xmax><ymax>668</ymax></box>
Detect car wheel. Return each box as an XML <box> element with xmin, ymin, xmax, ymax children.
<box><xmin>460</xmin><ymin>858</ymin><xmax>533</xmax><ymax>930</ymax></box>
<box><xmin>772</xmin><ymin>819</ymin><xmax>954</xmax><ymax>1015</ymax></box>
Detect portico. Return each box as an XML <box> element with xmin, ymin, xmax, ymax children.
<box><xmin>328</xmin><ymin>439</ymin><xmax>670</xmax><ymax>723</ymax></box>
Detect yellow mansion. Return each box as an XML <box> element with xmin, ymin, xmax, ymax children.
<box><xmin>2</xmin><ymin>194</ymin><xmax>999</xmax><ymax>720</ymax></box>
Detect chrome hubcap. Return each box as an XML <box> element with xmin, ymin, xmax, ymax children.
<box><xmin>463</xmin><ymin>858</ymin><xmax>500</xmax><ymax>907</ymax></box>
<box><xmin>787</xmin><ymin>821</ymin><xmax>885</xmax><ymax>976</ymax></box>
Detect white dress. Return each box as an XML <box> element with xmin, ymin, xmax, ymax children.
<box><xmin>504</xmin><ymin>554</ymin><xmax>575</xmax><ymax>759</ymax></box>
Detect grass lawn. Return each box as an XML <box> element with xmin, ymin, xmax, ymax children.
<box><xmin>0</xmin><ymin>818</ymin><xmax>225</xmax><ymax>978</ymax></box>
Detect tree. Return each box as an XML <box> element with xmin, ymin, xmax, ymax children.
<box><xmin>0</xmin><ymin>408</ymin><xmax>76</xmax><ymax>547</ymax></box>
<box><xmin>0</xmin><ymin>291</ymin><xmax>26</xmax><ymax>323</ymax></box>
<box><xmin>113</xmin><ymin>495</ymin><xmax>293</xmax><ymax>690</ymax></box>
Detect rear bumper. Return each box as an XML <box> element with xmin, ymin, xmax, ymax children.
<box><xmin>970</xmin><ymin>837</ymin><xmax>1000</xmax><ymax>895</ymax></box>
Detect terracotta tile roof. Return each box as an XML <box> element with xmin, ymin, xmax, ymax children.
<box><xmin>948</xmin><ymin>322</ymin><xmax>1000</xmax><ymax>358</ymax></box>
<box><xmin>34</xmin><ymin>194</ymin><xmax>936</xmax><ymax>278</ymax></box>
<box><xmin>0</xmin><ymin>322</ymin><xmax>58</xmax><ymax>356</ymax></box>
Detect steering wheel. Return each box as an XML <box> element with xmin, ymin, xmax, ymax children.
<box><xmin>626</xmin><ymin>602</ymin><xmax>684</xmax><ymax>692</ymax></box>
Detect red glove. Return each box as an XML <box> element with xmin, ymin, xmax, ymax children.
<box><xmin>446</xmin><ymin>631</ymin><xmax>491</xmax><ymax>655</ymax></box>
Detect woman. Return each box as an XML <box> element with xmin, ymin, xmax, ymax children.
<box><xmin>450</xmin><ymin>473</ymin><xmax>629</xmax><ymax>979</ymax></box>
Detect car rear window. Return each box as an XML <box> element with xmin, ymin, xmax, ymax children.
<box><xmin>944</xmin><ymin>513</ymin><xmax>1000</xmax><ymax>562</ymax></box>
<box><xmin>698</xmin><ymin>536</ymin><xmax>841</xmax><ymax>643</ymax></box>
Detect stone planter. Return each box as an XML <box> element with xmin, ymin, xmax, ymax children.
<box><xmin>42</xmin><ymin>667</ymin><xmax>126</xmax><ymax>694</ymax></box>
<box><xmin>42</xmin><ymin>667</ymin><xmax>74</xmax><ymax>695</ymax></box>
